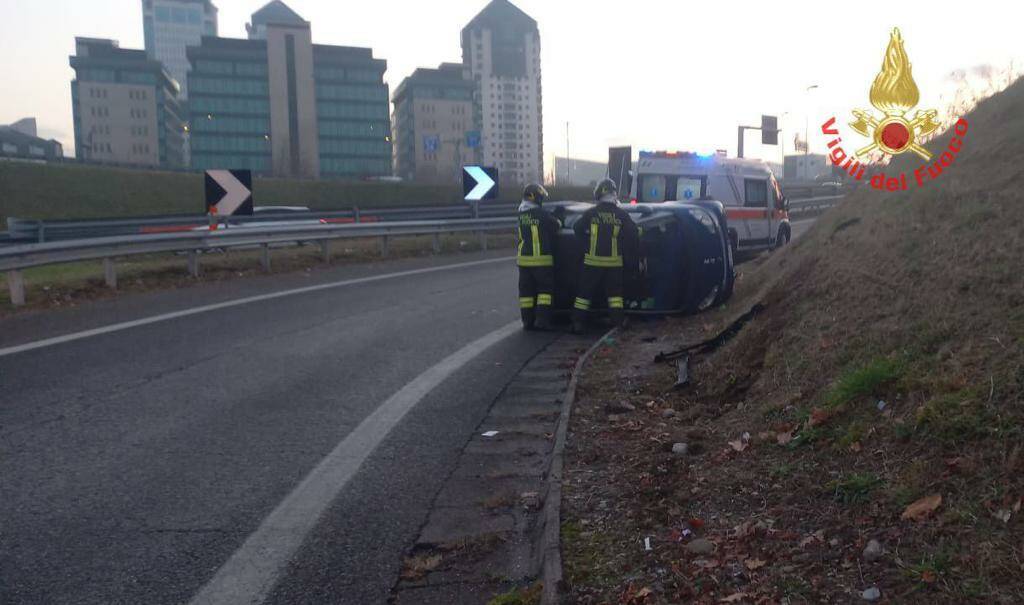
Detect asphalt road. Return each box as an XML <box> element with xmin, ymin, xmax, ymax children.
<box><xmin>0</xmin><ymin>250</ymin><xmax>565</xmax><ymax>605</ymax></box>
<box><xmin>0</xmin><ymin>214</ymin><xmax>826</xmax><ymax>605</ymax></box>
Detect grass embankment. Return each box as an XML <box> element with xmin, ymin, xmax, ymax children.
<box><xmin>0</xmin><ymin>161</ymin><xmax>591</xmax><ymax>224</ymax></box>
<box><xmin>0</xmin><ymin>233</ymin><xmax>515</xmax><ymax>316</ymax></box>
<box><xmin>562</xmin><ymin>78</ymin><xmax>1024</xmax><ymax>603</ymax></box>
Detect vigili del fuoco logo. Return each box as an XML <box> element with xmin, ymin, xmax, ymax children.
<box><xmin>821</xmin><ymin>28</ymin><xmax>969</xmax><ymax>191</ymax></box>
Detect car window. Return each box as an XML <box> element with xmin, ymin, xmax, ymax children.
<box><xmin>744</xmin><ymin>179</ymin><xmax>768</xmax><ymax>208</ymax></box>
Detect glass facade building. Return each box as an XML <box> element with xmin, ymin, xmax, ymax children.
<box><xmin>186</xmin><ymin>2</ymin><xmax>390</xmax><ymax>179</ymax></box>
<box><xmin>142</xmin><ymin>0</ymin><xmax>218</xmax><ymax>99</ymax></box>
<box><xmin>187</xmin><ymin>39</ymin><xmax>272</xmax><ymax>173</ymax></box>
<box><xmin>313</xmin><ymin>45</ymin><xmax>391</xmax><ymax>178</ymax></box>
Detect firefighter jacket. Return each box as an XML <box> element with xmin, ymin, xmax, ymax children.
<box><xmin>516</xmin><ymin>201</ymin><xmax>562</xmax><ymax>267</ymax></box>
<box><xmin>573</xmin><ymin>201</ymin><xmax>640</xmax><ymax>268</ymax></box>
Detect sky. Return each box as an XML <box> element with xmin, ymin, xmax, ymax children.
<box><xmin>2</xmin><ymin>0</ymin><xmax>1022</xmax><ymax>168</ymax></box>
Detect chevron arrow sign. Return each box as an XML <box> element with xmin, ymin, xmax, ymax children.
<box><xmin>462</xmin><ymin>166</ymin><xmax>499</xmax><ymax>201</ymax></box>
<box><xmin>205</xmin><ymin>169</ymin><xmax>254</xmax><ymax>216</ymax></box>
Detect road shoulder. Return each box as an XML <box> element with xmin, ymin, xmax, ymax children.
<box><xmin>390</xmin><ymin>333</ymin><xmax>595</xmax><ymax>604</ymax></box>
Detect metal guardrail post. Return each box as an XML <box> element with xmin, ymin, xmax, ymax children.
<box><xmin>432</xmin><ymin>233</ymin><xmax>441</xmax><ymax>254</ymax></box>
<box><xmin>7</xmin><ymin>270</ymin><xmax>25</xmax><ymax>306</ymax></box>
<box><xmin>187</xmin><ymin>251</ymin><xmax>201</xmax><ymax>278</ymax></box>
<box><xmin>260</xmin><ymin>244</ymin><xmax>271</xmax><ymax>272</ymax></box>
<box><xmin>380</xmin><ymin>235</ymin><xmax>390</xmax><ymax>257</ymax></box>
<box><xmin>103</xmin><ymin>258</ymin><xmax>117</xmax><ymax>289</ymax></box>
<box><xmin>354</xmin><ymin>207</ymin><xmax>361</xmax><ymax>224</ymax></box>
<box><xmin>479</xmin><ymin>231</ymin><xmax>488</xmax><ymax>251</ymax></box>
<box><xmin>320</xmin><ymin>240</ymin><xmax>331</xmax><ymax>263</ymax></box>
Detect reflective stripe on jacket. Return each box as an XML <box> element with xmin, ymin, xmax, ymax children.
<box><xmin>573</xmin><ymin>202</ymin><xmax>639</xmax><ymax>268</ymax></box>
<box><xmin>517</xmin><ymin>206</ymin><xmax>561</xmax><ymax>267</ymax></box>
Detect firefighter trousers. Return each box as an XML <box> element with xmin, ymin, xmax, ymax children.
<box><xmin>572</xmin><ymin>265</ymin><xmax>625</xmax><ymax>329</ymax></box>
<box><xmin>518</xmin><ymin>266</ymin><xmax>555</xmax><ymax>329</ymax></box>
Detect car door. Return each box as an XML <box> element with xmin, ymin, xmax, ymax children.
<box><xmin>742</xmin><ymin>178</ymin><xmax>771</xmax><ymax>248</ymax></box>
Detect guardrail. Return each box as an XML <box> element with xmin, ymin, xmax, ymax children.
<box><xmin>5</xmin><ymin>203</ymin><xmax>521</xmax><ymax>244</ymax></box>
<box><xmin>0</xmin><ymin>217</ymin><xmax>516</xmax><ymax>306</ymax></box>
<box><xmin>1</xmin><ymin>196</ymin><xmax>846</xmax><ymax>306</ymax></box>
<box><xmin>787</xmin><ymin>195</ymin><xmax>844</xmax><ymax>215</ymax></box>
<box><xmin>5</xmin><ymin>193</ymin><xmax>842</xmax><ymax>245</ymax></box>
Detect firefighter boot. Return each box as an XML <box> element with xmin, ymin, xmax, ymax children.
<box><xmin>521</xmin><ymin>307</ymin><xmax>536</xmax><ymax>330</ymax></box>
<box><xmin>534</xmin><ymin>307</ymin><xmax>554</xmax><ymax>331</ymax></box>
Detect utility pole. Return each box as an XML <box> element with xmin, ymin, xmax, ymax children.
<box><xmin>780</xmin><ymin>111</ymin><xmax>789</xmax><ymax>170</ymax></box>
<box><xmin>805</xmin><ymin>84</ymin><xmax>819</xmax><ymax>157</ymax></box>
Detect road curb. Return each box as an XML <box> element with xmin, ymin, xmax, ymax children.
<box><xmin>540</xmin><ymin>327</ymin><xmax>617</xmax><ymax>605</ymax></box>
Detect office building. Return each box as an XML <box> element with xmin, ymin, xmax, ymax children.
<box><xmin>70</xmin><ymin>37</ymin><xmax>186</xmax><ymax>168</ymax></box>
<box><xmin>142</xmin><ymin>0</ymin><xmax>218</xmax><ymax>99</ymax></box>
<box><xmin>0</xmin><ymin>118</ymin><xmax>64</xmax><ymax>161</ymax></box>
<box><xmin>461</xmin><ymin>0</ymin><xmax>543</xmax><ymax>186</ymax></box>
<box><xmin>187</xmin><ymin>0</ymin><xmax>391</xmax><ymax>179</ymax></box>
<box><xmin>392</xmin><ymin>63</ymin><xmax>477</xmax><ymax>183</ymax></box>
<box><xmin>783</xmin><ymin>154</ymin><xmax>830</xmax><ymax>180</ymax></box>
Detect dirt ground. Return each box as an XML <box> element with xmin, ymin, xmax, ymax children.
<box><xmin>561</xmin><ymin>78</ymin><xmax>1024</xmax><ymax>604</ymax></box>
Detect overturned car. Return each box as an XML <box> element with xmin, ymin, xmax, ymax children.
<box><xmin>544</xmin><ymin>198</ymin><xmax>735</xmax><ymax>315</ymax></box>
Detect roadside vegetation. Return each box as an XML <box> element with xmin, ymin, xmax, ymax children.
<box><xmin>0</xmin><ymin>161</ymin><xmax>591</xmax><ymax>225</ymax></box>
<box><xmin>562</xmin><ymin>77</ymin><xmax>1024</xmax><ymax>603</ymax></box>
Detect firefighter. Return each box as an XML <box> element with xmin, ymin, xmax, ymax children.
<box><xmin>572</xmin><ymin>178</ymin><xmax>639</xmax><ymax>334</ymax></box>
<box><xmin>516</xmin><ymin>183</ymin><xmax>562</xmax><ymax>330</ymax></box>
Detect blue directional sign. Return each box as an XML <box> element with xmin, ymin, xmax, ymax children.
<box><xmin>423</xmin><ymin>135</ymin><xmax>440</xmax><ymax>153</ymax></box>
<box><xmin>465</xmin><ymin>130</ymin><xmax>481</xmax><ymax>149</ymax></box>
<box><xmin>462</xmin><ymin>166</ymin><xmax>499</xmax><ymax>201</ymax></box>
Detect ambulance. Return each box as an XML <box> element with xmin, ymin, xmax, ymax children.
<box><xmin>629</xmin><ymin>151</ymin><xmax>790</xmax><ymax>254</ymax></box>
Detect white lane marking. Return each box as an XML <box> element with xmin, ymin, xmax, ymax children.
<box><xmin>0</xmin><ymin>256</ymin><xmax>513</xmax><ymax>358</ymax></box>
<box><xmin>188</xmin><ymin>320</ymin><xmax>522</xmax><ymax>605</ymax></box>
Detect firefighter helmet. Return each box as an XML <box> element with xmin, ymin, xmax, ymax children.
<box><xmin>522</xmin><ymin>183</ymin><xmax>549</xmax><ymax>204</ymax></box>
<box><xmin>593</xmin><ymin>178</ymin><xmax>618</xmax><ymax>201</ymax></box>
